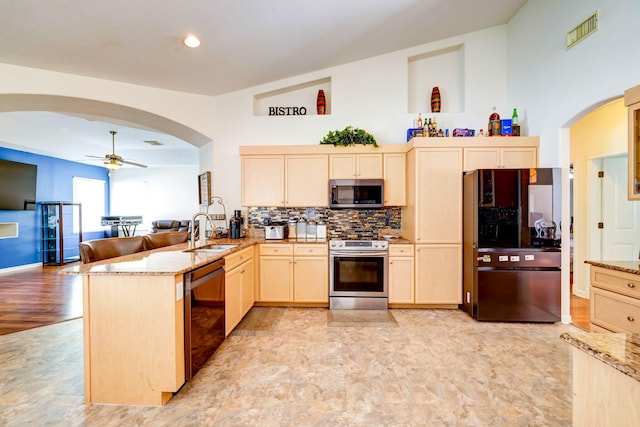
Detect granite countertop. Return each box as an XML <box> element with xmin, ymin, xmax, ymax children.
<box><xmin>62</xmin><ymin>237</ymin><xmax>327</xmax><ymax>277</ymax></box>
<box><xmin>560</xmin><ymin>332</ymin><xmax>640</xmax><ymax>382</ymax></box>
<box><xmin>585</xmin><ymin>260</ymin><xmax>640</xmax><ymax>275</ymax></box>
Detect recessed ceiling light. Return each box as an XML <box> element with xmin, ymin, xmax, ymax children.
<box><xmin>183</xmin><ymin>35</ymin><xmax>201</xmax><ymax>48</ymax></box>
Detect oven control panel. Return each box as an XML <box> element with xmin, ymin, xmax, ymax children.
<box><xmin>329</xmin><ymin>240</ymin><xmax>388</xmax><ymax>250</ymax></box>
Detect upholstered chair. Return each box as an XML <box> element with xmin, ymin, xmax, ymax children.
<box><xmin>79</xmin><ymin>236</ymin><xmax>145</xmax><ymax>264</ymax></box>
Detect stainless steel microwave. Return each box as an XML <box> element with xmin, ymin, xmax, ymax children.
<box><xmin>329</xmin><ymin>179</ymin><xmax>384</xmax><ymax>209</ymax></box>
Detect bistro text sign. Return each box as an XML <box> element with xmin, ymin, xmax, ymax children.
<box><xmin>268</xmin><ymin>106</ymin><xmax>307</xmax><ymax>116</ymax></box>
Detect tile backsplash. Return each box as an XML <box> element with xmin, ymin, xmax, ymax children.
<box><xmin>247</xmin><ymin>207</ymin><xmax>401</xmax><ymax>239</ymax></box>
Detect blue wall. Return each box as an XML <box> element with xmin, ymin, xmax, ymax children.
<box><xmin>0</xmin><ymin>147</ymin><xmax>109</xmax><ymax>269</ymax></box>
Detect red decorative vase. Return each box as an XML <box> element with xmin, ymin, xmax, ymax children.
<box><xmin>316</xmin><ymin>89</ymin><xmax>326</xmax><ymax>115</ymax></box>
<box><xmin>430</xmin><ymin>86</ymin><xmax>441</xmax><ymax>113</ymax></box>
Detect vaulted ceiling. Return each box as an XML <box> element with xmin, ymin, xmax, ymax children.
<box><xmin>0</xmin><ymin>0</ymin><xmax>527</xmax><ymax>166</ymax></box>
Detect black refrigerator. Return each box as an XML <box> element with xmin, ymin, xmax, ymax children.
<box><xmin>462</xmin><ymin>168</ymin><xmax>562</xmax><ymax>322</ymax></box>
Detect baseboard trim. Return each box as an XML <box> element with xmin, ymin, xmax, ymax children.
<box><xmin>0</xmin><ymin>262</ymin><xmax>41</xmax><ymax>274</ymax></box>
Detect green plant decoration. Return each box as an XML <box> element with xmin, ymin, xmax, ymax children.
<box><xmin>319</xmin><ymin>126</ymin><xmax>378</xmax><ymax>147</ymax></box>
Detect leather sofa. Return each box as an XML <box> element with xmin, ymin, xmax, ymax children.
<box><xmin>142</xmin><ymin>231</ymin><xmax>188</xmax><ymax>250</ymax></box>
<box><xmin>79</xmin><ymin>236</ymin><xmax>146</xmax><ymax>264</ymax></box>
<box><xmin>151</xmin><ymin>220</ymin><xmax>180</xmax><ymax>233</ymax></box>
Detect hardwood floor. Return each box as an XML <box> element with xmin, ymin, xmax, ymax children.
<box><xmin>0</xmin><ymin>263</ymin><xmax>83</xmax><ymax>335</ymax></box>
<box><xmin>0</xmin><ymin>262</ymin><xmax>590</xmax><ymax>335</ymax></box>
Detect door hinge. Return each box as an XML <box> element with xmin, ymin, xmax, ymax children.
<box><xmin>598</xmin><ymin>171</ymin><xmax>604</xmax><ymax>178</ymax></box>
<box><xmin>597</xmin><ymin>222</ymin><xmax>604</xmax><ymax>229</ymax></box>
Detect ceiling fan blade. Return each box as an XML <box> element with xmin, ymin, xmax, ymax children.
<box><xmin>85</xmin><ymin>155</ymin><xmax>105</xmax><ymax>159</ymax></box>
<box><xmin>121</xmin><ymin>159</ymin><xmax>148</xmax><ymax>168</ymax></box>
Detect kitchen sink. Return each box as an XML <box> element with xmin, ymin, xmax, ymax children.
<box><xmin>184</xmin><ymin>244</ymin><xmax>239</xmax><ymax>253</ymax></box>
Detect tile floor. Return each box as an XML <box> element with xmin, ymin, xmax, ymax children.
<box><xmin>0</xmin><ymin>308</ymin><xmax>580</xmax><ymax>426</ymax></box>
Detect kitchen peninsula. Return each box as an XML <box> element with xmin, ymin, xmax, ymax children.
<box><xmin>62</xmin><ymin>237</ymin><xmax>260</xmax><ymax>406</ymax></box>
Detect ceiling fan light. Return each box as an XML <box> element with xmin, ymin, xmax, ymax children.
<box><xmin>104</xmin><ymin>159</ymin><xmax>122</xmax><ymax>170</ymax></box>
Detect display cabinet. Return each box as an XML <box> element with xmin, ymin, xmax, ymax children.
<box><xmin>42</xmin><ymin>201</ymin><xmax>82</xmax><ymax>265</ymax></box>
<box><xmin>626</xmin><ymin>84</ymin><xmax>640</xmax><ymax>200</ymax></box>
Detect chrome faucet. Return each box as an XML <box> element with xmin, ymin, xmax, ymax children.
<box><xmin>191</xmin><ymin>212</ymin><xmax>216</xmax><ymax>248</ymax></box>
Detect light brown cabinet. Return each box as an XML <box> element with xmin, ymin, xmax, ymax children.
<box><xmin>285</xmin><ymin>155</ymin><xmax>328</xmax><ymax>206</ymax></box>
<box><xmin>463</xmin><ymin>146</ymin><xmax>537</xmax><ymax>171</ymax></box>
<box><xmin>242</xmin><ymin>155</ymin><xmax>284</xmax><ymax>206</ymax></box>
<box><xmin>383</xmin><ymin>153</ymin><xmax>406</xmax><ymax>206</ymax></box>
<box><xmin>415</xmin><ymin>244</ymin><xmax>462</xmax><ymax>305</ymax></box>
<box><xmin>625</xmin><ymin>84</ymin><xmax>640</xmax><ymax>200</ymax></box>
<box><xmin>258</xmin><ymin>243</ymin><xmax>328</xmax><ymax>304</ymax></box>
<box><xmin>225</xmin><ymin>246</ymin><xmax>255</xmax><ymax>335</ymax></box>
<box><xmin>590</xmin><ymin>265</ymin><xmax>640</xmax><ymax>333</ymax></box>
<box><xmin>329</xmin><ymin>153</ymin><xmax>383</xmax><ymax>179</ymax></box>
<box><xmin>388</xmin><ymin>244</ymin><xmax>414</xmax><ymax>304</ymax></box>
<box><xmin>242</xmin><ymin>154</ymin><xmax>328</xmax><ymax>207</ymax></box>
<box><xmin>293</xmin><ymin>244</ymin><xmax>328</xmax><ymax>303</ymax></box>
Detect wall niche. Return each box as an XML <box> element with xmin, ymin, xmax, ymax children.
<box><xmin>253</xmin><ymin>77</ymin><xmax>331</xmax><ymax>116</ymax></box>
<box><xmin>408</xmin><ymin>44</ymin><xmax>465</xmax><ymax>115</ymax></box>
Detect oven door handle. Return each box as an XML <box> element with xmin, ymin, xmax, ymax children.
<box><xmin>330</xmin><ymin>250</ymin><xmax>388</xmax><ymax>257</ymax></box>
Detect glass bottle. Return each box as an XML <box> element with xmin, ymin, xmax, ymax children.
<box><xmin>488</xmin><ymin>107</ymin><xmax>501</xmax><ymax>136</ymax></box>
<box><xmin>512</xmin><ymin>108</ymin><xmax>519</xmax><ymax>125</ymax></box>
<box><xmin>417</xmin><ymin>113</ymin><xmax>423</xmax><ymax>128</ymax></box>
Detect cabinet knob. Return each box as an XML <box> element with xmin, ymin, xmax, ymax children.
<box><xmin>628</xmin><ymin>316</ymin><xmax>635</xmax><ymax>322</ymax></box>
<box><xmin>241</xmin><ymin>269</ymin><xmax>245</xmax><ymax>274</ymax></box>
<box><xmin>628</xmin><ymin>283</ymin><xmax>636</xmax><ymax>288</ymax></box>
<box><xmin>390</xmin><ymin>261</ymin><xmax>393</xmax><ymax>265</ymax></box>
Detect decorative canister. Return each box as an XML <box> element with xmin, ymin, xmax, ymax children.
<box><xmin>288</xmin><ymin>220</ymin><xmax>297</xmax><ymax>239</ymax></box>
<box><xmin>306</xmin><ymin>220</ymin><xmax>317</xmax><ymax>240</ymax></box>
<box><xmin>297</xmin><ymin>218</ymin><xmax>307</xmax><ymax>241</ymax></box>
<box><xmin>316</xmin><ymin>221</ymin><xmax>327</xmax><ymax>240</ymax></box>
<box><xmin>430</xmin><ymin>86</ymin><xmax>441</xmax><ymax>113</ymax></box>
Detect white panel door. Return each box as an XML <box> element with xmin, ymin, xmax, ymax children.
<box><xmin>602</xmin><ymin>155</ymin><xmax>640</xmax><ymax>260</ymax></box>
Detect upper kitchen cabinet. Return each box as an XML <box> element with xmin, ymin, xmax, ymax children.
<box><xmin>383</xmin><ymin>153</ymin><xmax>406</xmax><ymax>206</ymax></box>
<box><xmin>242</xmin><ymin>155</ymin><xmax>285</xmax><ymax>206</ymax></box>
<box><xmin>329</xmin><ymin>153</ymin><xmax>383</xmax><ymax>179</ymax></box>
<box><xmin>463</xmin><ymin>138</ymin><xmax>539</xmax><ymax>171</ymax></box>
<box><xmin>285</xmin><ymin>155</ymin><xmax>328</xmax><ymax>206</ymax></box>
<box><xmin>241</xmin><ymin>152</ymin><xmax>328</xmax><ymax>207</ymax></box>
<box><xmin>253</xmin><ymin>77</ymin><xmax>331</xmax><ymax>116</ymax></box>
<box><xmin>626</xmin><ymin>84</ymin><xmax>640</xmax><ymax>200</ymax></box>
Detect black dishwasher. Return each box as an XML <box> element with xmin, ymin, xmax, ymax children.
<box><xmin>184</xmin><ymin>258</ymin><xmax>225</xmax><ymax>380</ymax></box>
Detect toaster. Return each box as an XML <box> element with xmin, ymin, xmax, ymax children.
<box><xmin>265</xmin><ymin>224</ymin><xmax>288</xmax><ymax>240</ymax></box>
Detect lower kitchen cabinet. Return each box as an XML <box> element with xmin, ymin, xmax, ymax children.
<box><xmin>388</xmin><ymin>244</ymin><xmax>414</xmax><ymax>304</ymax></box>
<box><xmin>415</xmin><ymin>244</ymin><xmax>462</xmax><ymax>305</ymax></box>
<box><xmin>589</xmin><ymin>265</ymin><xmax>640</xmax><ymax>333</ymax></box>
<box><xmin>225</xmin><ymin>246</ymin><xmax>255</xmax><ymax>335</ymax></box>
<box><xmin>258</xmin><ymin>243</ymin><xmax>328</xmax><ymax>304</ymax></box>
<box><xmin>293</xmin><ymin>244</ymin><xmax>328</xmax><ymax>303</ymax></box>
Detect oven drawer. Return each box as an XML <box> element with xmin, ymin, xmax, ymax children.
<box><xmin>260</xmin><ymin>244</ymin><xmax>293</xmax><ymax>256</ymax></box>
<box><xmin>294</xmin><ymin>244</ymin><xmax>328</xmax><ymax>256</ymax></box>
<box><xmin>389</xmin><ymin>244</ymin><xmax>413</xmax><ymax>257</ymax></box>
<box><xmin>591</xmin><ymin>287</ymin><xmax>640</xmax><ymax>334</ymax></box>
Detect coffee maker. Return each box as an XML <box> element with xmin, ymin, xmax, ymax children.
<box><xmin>229</xmin><ymin>210</ymin><xmax>244</xmax><ymax>239</ymax></box>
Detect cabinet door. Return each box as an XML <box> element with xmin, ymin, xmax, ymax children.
<box><xmin>463</xmin><ymin>148</ymin><xmax>500</xmax><ymax>171</ymax></box>
<box><xmin>286</xmin><ymin>155</ymin><xmax>328</xmax><ymax>206</ymax></box>
<box><xmin>259</xmin><ymin>256</ymin><xmax>293</xmax><ymax>301</ymax></box>
<box><xmin>329</xmin><ymin>154</ymin><xmax>356</xmax><ymax>178</ymax></box>
<box><xmin>241</xmin><ymin>258</ymin><xmax>255</xmax><ymax>316</ymax></box>
<box><xmin>414</xmin><ymin>244</ymin><xmax>462</xmax><ymax>304</ymax></box>
<box><xmin>501</xmin><ymin>147</ymin><xmax>537</xmax><ymax>168</ymax></box>
<box><xmin>294</xmin><ymin>256</ymin><xmax>328</xmax><ymax>303</ymax></box>
<box><xmin>416</xmin><ymin>148</ymin><xmax>462</xmax><ymax>243</ymax></box>
<box><xmin>388</xmin><ymin>256</ymin><xmax>414</xmax><ymax>304</ymax></box>
<box><xmin>356</xmin><ymin>154</ymin><xmax>383</xmax><ymax>178</ymax></box>
<box><xmin>242</xmin><ymin>156</ymin><xmax>284</xmax><ymax>206</ymax></box>
<box><xmin>225</xmin><ymin>266</ymin><xmax>243</xmax><ymax>336</ymax></box>
<box><xmin>384</xmin><ymin>153</ymin><xmax>406</xmax><ymax>206</ymax></box>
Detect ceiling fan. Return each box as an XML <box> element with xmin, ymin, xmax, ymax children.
<box><xmin>86</xmin><ymin>130</ymin><xmax>148</xmax><ymax>170</ymax></box>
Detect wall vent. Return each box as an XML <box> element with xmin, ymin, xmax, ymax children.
<box><xmin>566</xmin><ymin>10</ymin><xmax>599</xmax><ymax>49</ymax></box>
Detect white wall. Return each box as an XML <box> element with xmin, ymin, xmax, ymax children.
<box><xmin>507</xmin><ymin>0</ymin><xmax>640</xmax><ymax>166</ymax></box>
<box><xmin>210</xmin><ymin>26</ymin><xmax>509</xmax><ymax>211</ymax></box>
<box><xmin>109</xmin><ymin>166</ymin><xmax>199</xmax><ymax>233</ymax></box>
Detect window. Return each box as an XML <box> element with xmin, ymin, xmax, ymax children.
<box><xmin>73</xmin><ymin>177</ymin><xmax>106</xmax><ymax>232</ymax></box>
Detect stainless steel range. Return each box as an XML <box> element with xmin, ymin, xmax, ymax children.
<box><xmin>329</xmin><ymin>239</ymin><xmax>389</xmax><ymax>310</ymax></box>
